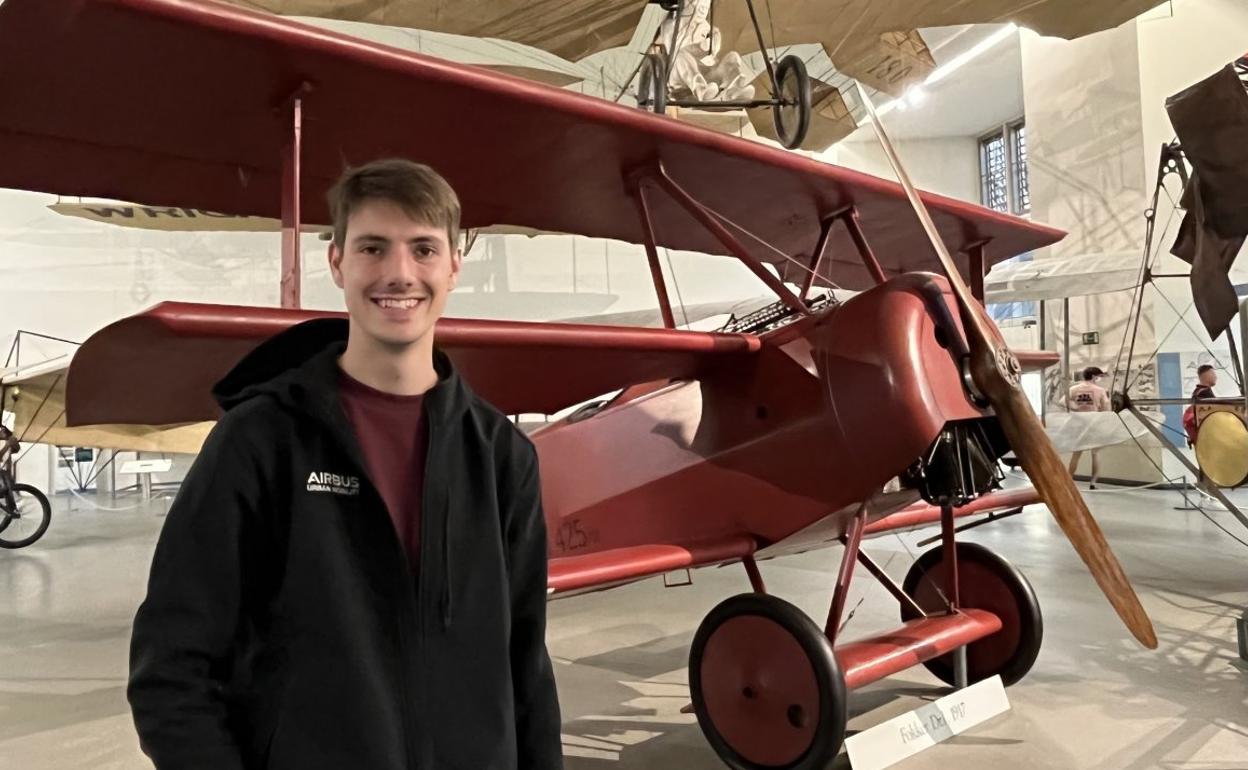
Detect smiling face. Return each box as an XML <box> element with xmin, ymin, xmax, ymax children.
<box><xmin>329</xmin><ymin>198</ymin><xmax>460</xmax><ymax>352</ymax></box>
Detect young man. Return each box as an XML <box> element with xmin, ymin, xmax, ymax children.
<box><xmin>1068</xmin><ymin>366</ymin><xmax>1111</xmax><ymax>489</ymax></box>
<box><xmin>1193</xmin><ymin>363</ymin><xmax>1218</xmax><ymax>401</ymax></box>
<box><xmin>128</xmin><ymin>159</ymin><xmax>562</xmax><ymax>770</ymax></box>
<box><xmin>1183</xmin><ymin>364</ymin><xmax>1219</xmax><ymax>446</ymax></box>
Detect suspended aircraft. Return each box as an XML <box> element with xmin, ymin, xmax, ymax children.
<box><xmin>219</xmin><ymin>0</ymin><xmax>1170</xmax><ymax>152</ymax></box>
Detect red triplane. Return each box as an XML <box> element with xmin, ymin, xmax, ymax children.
<box><xmin>0</xmin><ymin>1</ymin><xmax>1157</xmax><ymax>767</ymax></box>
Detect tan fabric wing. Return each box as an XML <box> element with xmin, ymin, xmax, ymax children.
<box><xmin>224</xmin><ymin>0</ymin><xmax>1165</xmax><ymax>63</ymax></box>
<box><xmin>4</xmin><ymin>369</ymin><xmax>212</xmax><ymax>454</ymax></box>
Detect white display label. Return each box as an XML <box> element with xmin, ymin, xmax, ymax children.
<box><xmin>845</xmin><ymin>675</ymin><xmax>1010</xmax><ymax>770</ymax></box>
<box><xmin>118</xmin><ymin>459</ymin><xmax>173</xmax><ymax>474</ymax></box>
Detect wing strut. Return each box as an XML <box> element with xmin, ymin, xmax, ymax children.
<box><xmin>638</xmin><ymin>163</ymin><xmax>810</xmax><ymax>314</ymax></box>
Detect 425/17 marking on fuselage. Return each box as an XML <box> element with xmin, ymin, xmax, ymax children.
<box><xmin>555</xmin><ymin>518</ymin><xmax>599</xmax><ymax>553</ymax></box>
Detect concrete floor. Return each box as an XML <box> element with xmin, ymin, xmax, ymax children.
<box><xmin>2</xmin><ymin>484</ymin><xmax>1246</xmax><ymax>769</ymax></box>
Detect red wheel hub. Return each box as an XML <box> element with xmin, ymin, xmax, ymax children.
<box><xmin>697</xmin><ymin>614</ymin><xmax>821</xmax><ymax>766</ymax></box>
<box><xmin>911</xmin><ymin>559</ymin><xmax>1022</xmax><ymax>678</ymax></box>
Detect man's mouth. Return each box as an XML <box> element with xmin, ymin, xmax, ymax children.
<box><xmin>370</xmin><ymin>296</ymin><xmax>425</xmax><ymax>310</ymax></box>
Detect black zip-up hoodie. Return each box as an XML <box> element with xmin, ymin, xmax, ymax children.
<box><xmin>128</xmin><ymin>319</ymin><xmax>562</xmax><ymax>770</ymax></box>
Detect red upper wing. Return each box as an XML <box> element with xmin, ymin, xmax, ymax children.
<box><xmin>0</xmin><ymin>0</ymin><xmax>1062</xmax><ymax>291</ymax></box>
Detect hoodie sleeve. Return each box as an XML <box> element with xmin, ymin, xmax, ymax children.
<box><xmin>127</xmin><ymin>416</ymin><xmax>266</xmax><ymax>770</ymax></box>
<box><xmin>506</xmin><ymin>442</ymin><xmax>563</xmax><ymax>769</ymax></box>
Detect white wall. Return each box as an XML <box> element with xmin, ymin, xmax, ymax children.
<box><xmin>1013</xmin><ymin>1</ymin><xmax>1248</xmax><ymax>483</ymax></box>
<box><xmin>831</xmin><ymin>136</ymin><xmax>983</xmax><ymax>204</ymax></box>
<box><xmin>0</xmin><ymin>190</ymin><xmax>297</xmax><ymax>489</ymax></box>
<box><xmin>1021</xmin><ymin>19</ymin><xmax>1165</xmax><ymax>482</ymax></box>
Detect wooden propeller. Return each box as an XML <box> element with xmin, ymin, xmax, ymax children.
<box><xmin>857</xmin><ymin>88</ymin><xmax>1158</xmax><ymax>649</ymax></box>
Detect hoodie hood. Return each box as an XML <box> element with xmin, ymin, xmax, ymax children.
<box><xmin>212</xmin><ymin>317</ymin><xmax>471</xmax><ymax>427</ymax></box>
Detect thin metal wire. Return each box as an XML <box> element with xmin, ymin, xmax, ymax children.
<box><xmin>13</xmin><ymin>373</ymin><xmax>63</xmax><ymax>444</ymax></box>
<box><xmin>1151</xmin><ymin>285</ymin><xmax>1234</xmax><ymax>374</ymax></box>
<box><xmin>1125</xmin><ymin>295</ymin><xmax>1198</xmax><ymax>392</ymax></box>
<box><xmin>663</xmin><ymin>248</ymin><xmax>692</xmax><ymax>327</ymax></box>
<box><xmin>704</xmin><ymin>207</ymin><xmax>845</xmax><ymax>290</ymax></box>
<box><xmin>1112</xmin><ymin>169</ymin><xmax>1182</xmax><ymax>398</ymax></box>
<box><xmin>1113</xmin><ymin>412</ymin><xmax>1248</xmax><ymax>550</ymax></box>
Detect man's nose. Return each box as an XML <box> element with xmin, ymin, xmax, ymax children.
<box><xmin>381</xmin><ymin>252</ymin><xmax>418</xmax><ymax>288</ymax></box>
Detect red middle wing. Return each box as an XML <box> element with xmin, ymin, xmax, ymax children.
<box><xmin>64</xmin><ymin>302</ymin><xmax>760</xmax><ymax>426</ymax></box>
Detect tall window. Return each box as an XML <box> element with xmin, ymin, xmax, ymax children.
<box><xmin>980</xmin><ymin>132</ymin><xmax>1009</xmax><ymax>213</ymax></box>
<box><xmin>982</xmin><ymin>120</ymin><xmax>1034</xmax><ymax>321</ymax></box>
<box><xmin>980</xmin><ymin>120</ymin><xmax>1029</xmax><ymax>215</ymax></box>
<box><xmin>1012</xmin><ymin>123</ymin><xmax>1030</xmax><ymax>214</ymax></box>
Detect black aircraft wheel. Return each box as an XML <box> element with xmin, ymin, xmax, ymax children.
<box><xmin>636</xmin><ymin>52</ymin><xmax>668</xmax><ymax>115</ymax></box>
<box><xmin>901</xmin><ymin>542</ymin><xmax>1043</xmax><ymax>687</ymax></box>
<box><xmin>771</xmin><ymin>54</ymin><xmax>811</xmax><ymax>150</ymax></box>
<box><xmin>690</xmin><ymin>594</ymin><xmax>847</xmax><ymax>770</ymax></box>
<box><xmin>0</xmin><ymin>483</ymin><xmax>52</xmax><ymax>549</ymax></box>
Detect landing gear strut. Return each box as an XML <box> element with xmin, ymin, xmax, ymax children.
<box><xmin>902</xmin><ymin>542</ymin><xmax>1043</xmax><ymax>687</ymax></box>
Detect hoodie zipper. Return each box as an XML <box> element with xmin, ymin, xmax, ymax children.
<box><xmin>412</xmin><ymin>414</ymin><xmax>437</xmax><ymax>770</ymax></box>
<box><xmin>350</xmin><ymin>461</ymin><xmax>423</xmax><ymax>770</ymax></box>
<box><xmin>328</xmin><ymin>413</ymin><xmax>425</xmax><ymax>770</ymax></box>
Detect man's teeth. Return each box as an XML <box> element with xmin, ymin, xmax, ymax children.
<box><xmin>376</xmin><ymin>298</ymin><xmax>422</xmax><ymax>309</ymax></box>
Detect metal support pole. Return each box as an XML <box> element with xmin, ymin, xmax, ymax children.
<box><xmin>953</xmin><ymin>646</ymin><xmax>969</xmax><ymax>689</ymax></box>
<box><xmin>940</xmin><ymin>504</ymin><xmax>960</xmax><ymax>609</ymax></box>
<box><xmin>653</xmin><ymin>166</ymin><xmax>809</xmax><ymax>314</ymax></box>
<box><xmin>1226</xmin><ymin>326</ymin><xmax>1243</xmax><ymax>394</ymax></box>
<box><xmin>841</xmin><ymin>209</ymin><xmax>888</xmax><ymax>286</ymax></box>
<box><xmin>744</xmin><ymin>0</ymin><xmax>779</xmax><ymax>92</ymax></box>
<box><xmin>1040</xmin><ymin>300</ymin><xmax>1048</xmax><ymax>424</ymax></box>
<box><xmin>1241</xmin><ymin>297</ymin><xmax>1248</xmax><ymax>413</ymax></box>
<box><xmin>1238</xmin><ymin>609</ymin><xmax>1248</xmax><ymax>663</ymax></box>
<box><xmin>1063</xmin><ymin>298</ymin><xmax>1072</xmax><ymax>387</ymax></box>
<box><xmin>743</xmin><ymin>555</ymin><xmax>766</xmax><ymax>594</ymax></box>
<box><xmin>825</xmin><ymin>502</ymin><xmax>868</xmax><ymax>641</ymax></box>
<box><xmin>942</xmin><ymin>502</ymin><xmax>968</xmax><ymax>688</ymax></box>
<box><xmin>633</xmin><ymin>181</ymin><xmax>677</xmax><ymax>329</ymax></box>
<box><xmin>280</xmin><ymin>94</ymin><xmax>305</xmax><ymax>310</ymax></box>
<box><xmin>1125</xmin><ymin>400</ymin><xmax>1248</xmax><ymax>530</ymax></box>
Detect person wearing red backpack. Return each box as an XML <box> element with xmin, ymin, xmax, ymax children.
<box><xmin>1182</xmin><ymin>364</ymin><xmax>1218</xmax><ymax>445</ymax></box>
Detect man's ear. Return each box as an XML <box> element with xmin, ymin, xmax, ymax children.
<box><xmin>449</xmin><ymin>248</ymin><xmax>462</xmax><ymax>290</ymax></box>
<box><xmin>328</xmin><ymin>242</ymin><xmax>345</xmax><ymax>289</ymax></box>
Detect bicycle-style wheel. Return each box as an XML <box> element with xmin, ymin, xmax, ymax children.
<box><xmin>771</xmin><ymin>54</ymin><xmax>811</xmax><ymax>150</ymax></box>
<box><xmin>0</xmin><ymin>483</ymin><xmax>52</xmax><ymax>548</ymax></box>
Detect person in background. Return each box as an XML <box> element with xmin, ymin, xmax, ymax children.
<box><xmin>1068</xmin><ymin>366</ymin><xmax>1111</xmax><ymax>489</ymax></box>
<box><xmin>1192</xmin><ymin>363</ymin><xmax>1217</xmax><ymax>401</ymax></box>
<box><xmin>1182</xmin><ymin>364</ymin><xmax>1218</xmax><ymax>446</ymax></box>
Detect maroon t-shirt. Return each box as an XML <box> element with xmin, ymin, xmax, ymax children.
<box><xmin>338</xmin><ymin>371</ymin><xmax>428</xmax><ymax>570</ymax></box>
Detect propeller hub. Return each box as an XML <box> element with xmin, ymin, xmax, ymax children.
<box><xmin>996</xmin><ymin>348</ymin><xmax>1022</xmax><ymax>387</ymax></box>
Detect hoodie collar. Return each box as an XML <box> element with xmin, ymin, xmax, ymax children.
<box><xmin>212</xmin><ymin>317</ymin><xmax>471</xmax><ymax>428</ymax></box>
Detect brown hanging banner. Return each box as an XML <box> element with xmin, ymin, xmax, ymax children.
<box><xmin>1166</xmin><ymin>57</ymin><xmax>1248</xmax><ymax>339</ymax></box>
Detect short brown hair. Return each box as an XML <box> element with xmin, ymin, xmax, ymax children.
<box><xmin>327</xmin><ymin>159</ymin><xmax>461</xmax><ymax>249</ymax></box>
